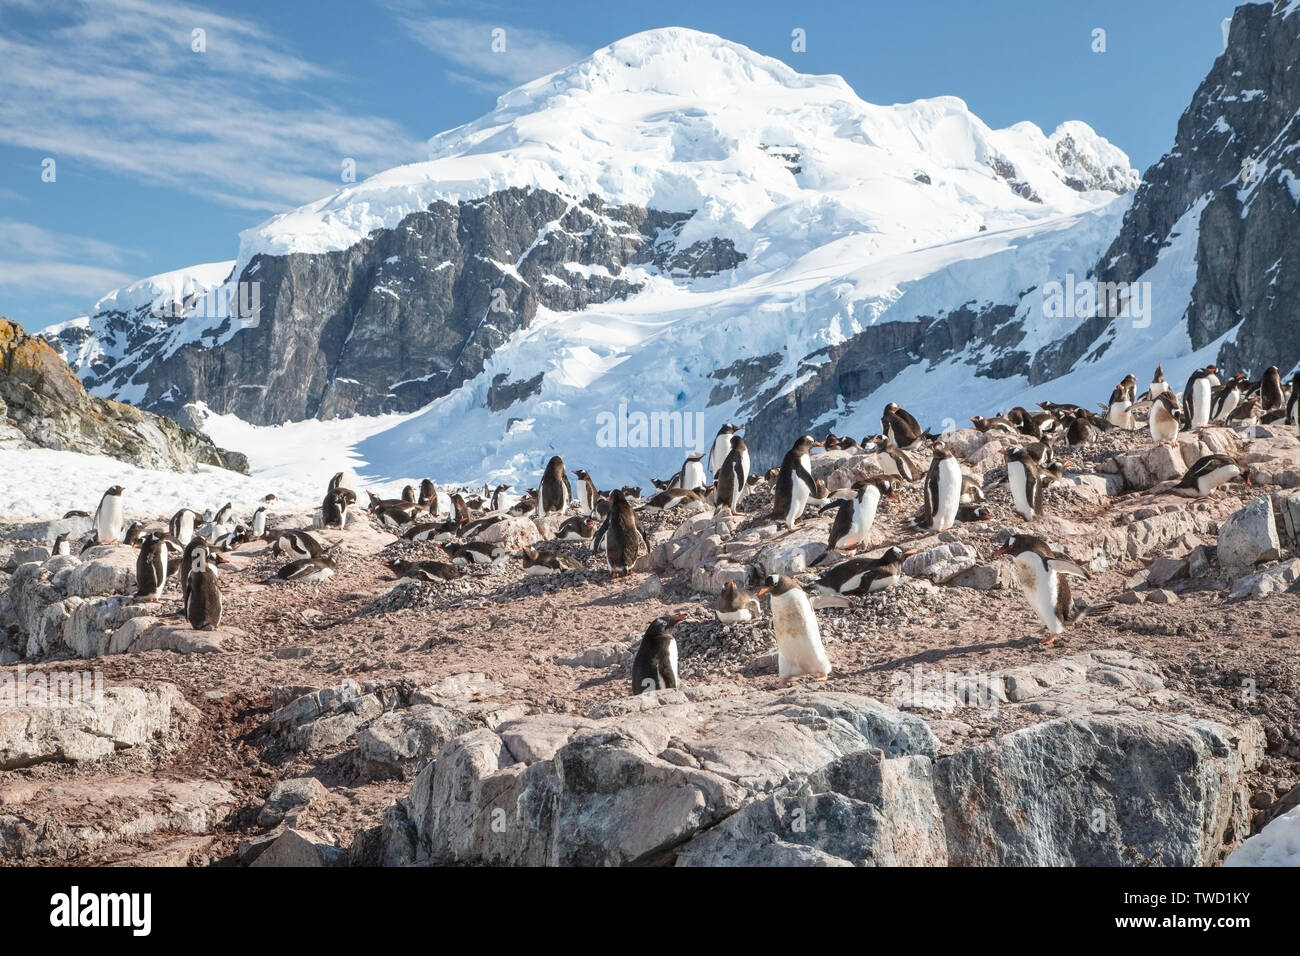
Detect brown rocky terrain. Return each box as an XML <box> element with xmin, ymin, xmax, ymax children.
<box><xmin>0</xmin><ymin>417</ymin><xmax>1297</xmax><ymax>866</ymax></box>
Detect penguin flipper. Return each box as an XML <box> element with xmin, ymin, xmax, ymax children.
<box><xmin>1048</xmin><ymin>557</ymin><xmax>1089</xmax><ymax>578</ymax></box>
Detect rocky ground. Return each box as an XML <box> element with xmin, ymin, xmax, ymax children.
<box><xmin>0</xmin><ymin>420</ymin><xmax>1297</xmax><ymax>866</ymax></box>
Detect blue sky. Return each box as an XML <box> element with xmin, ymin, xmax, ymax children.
<box><xmin>1</xmin><ymin>0</ymin><xmax>1245</xmax><ymax>332</ymax></box>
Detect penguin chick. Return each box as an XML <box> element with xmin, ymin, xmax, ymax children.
<box><xmin>714</xmin><ymin>580</ymin><xmax>760</xmax><ymax>623</ymax></box>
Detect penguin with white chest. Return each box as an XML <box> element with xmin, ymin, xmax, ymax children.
<box><xmin>1174</xmin><ymin>454</ymin><xmax>1248</xmax><ymax>497</ymax></box>
<box><xmin>1149</xmin><ymin>391</ymin><xmax>1183</xmax><ymax>445</ymax></box>
<box><xmin>818</xmin><ymin>477</ymin><xmax>897</xmax><ymax>556</ymax></box>
<box><xmin>573</xmin><ymin>470</ymin><xmax>598</xmax><ymax>516</ymax></box>
<box><xmin>251</xmin><ymin>505</ymin><xmax>267</xmax><ymax>539</ymax></box>
<box><xmin>758</xmin><ymin>575</ymin><xmax>831</xmax><ymax>682</ymax></box>
<box><xmin>713</xmin><ymin>435</ymin><xmax>750</xmax><ymax>514</ymax></box>
<box><xmin>1184</xmin><ymin>366</ymin><xmax>1218</xmax><ymax>428</ymax></box>
<box><xmin>714</xmin><ymin>581</ymin><xmax>760</xmax><ymax>622</ymax></box>
<box><xmin>1003</xmin><ymin>446</ymin><xmax>1048</xmax><ymax>521</ymax></box>
<box><xmin>93</xmin><ymin>485</ymin><xmax>126</xmax><ymax>544</ymax></box>
<box><xmin>992</xmin><ymin>534</ymin><xmax>1107</xmax><ymax>645</ymax></box>
<box><xmin>923</xmin><ymin>442</ymin><xmax>962</xmax><ymax>531</ymax></box>
<box><xmin>676</xmin><ymin>451</ymin><xmax>708</xmax><ymax>492</ymax></box>
<box><xmin>631</xmin><ymin>614</ymin><xmax>686</xmax><ymax>694</ymax></box>
<box><xmin>772</xmin><ymin>435</ymin><xmax>823</xmax><ymax>530</ymax></box>
<box><xmin>708</xmin><ymin>424</ymin><xmax>741</xmax><ymax>477</ymax></box>
<box><xmin>169</xmin><ymin>508</ymin><xmax>201</xmax><ymax>546</ymax></box>
<box><xmin>185</xmin><ymin>545</ymin><xmax>223</xmax><ymax>631</ymax></box>
<box><xmin>812</xmin><ymin>547</ymin><xmax>908</xmax><ymax>596</ymax></box>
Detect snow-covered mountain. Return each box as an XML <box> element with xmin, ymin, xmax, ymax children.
<box><xmin>46</xmin><ymin>3</ymin><xmax>1300</xmax><ymax>489</ymax></box>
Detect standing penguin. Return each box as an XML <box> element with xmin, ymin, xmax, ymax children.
<box><xmin>708</xmin><ymin>424</ymin><xmax>741</xmax><ymax>477</ymax></box>
<box><xmin>180</xmin><ymin>534</ymin><xmax>209</xmax><ymax>608</ymax></box>
<box><xmin>536</xmin><ymin>456</ymin><xmax>572</xmax><ymax>515</ymax></box>
<box><xmin>322</xmin><ymin>487</ymin><xmax>351</xmax><ymax>529</ymax></box>
<box><xmin>251</xmin><ymin>505</ymin><xmax>268</xmax><ymax>539</ymax></box>
<box><xmin>1287</xmin><ymin>373</ymin><xmax>1300</xmax><ymax>427</ymax></box>
<box><xmin>1149</xmin><ymin>391</ymin><xmax>1183</xmax><ymax>445</ymax></box>
<box><xmin>818</xmin><ymin>477</ymin><xmax>897</xmax><ymax>556</ymax></box>
<box><xmin>1105</xmin><ymin>379</ymin><xmax>1135</xmax><ymax>429</ymax></box>
<box><xmin>758</xmin><ymin>575</ymin><xmax>832</xmax><ymax>682</ymax></box>
<box><xmin>991</xmin><ymin>534</ymin><xmax>1106</xmax><ymax>645</ymax></box>
<box><xmin>1184</xmin><ymin>365</ymin><xmax>1218</xmax><ymax>428</ymax></box>
<box><xmin>1003</xmin><ymin>446</ymin><xmax>1048</xmax><ymax>521</ymax></box>
<box><xmin>631</xmin><ymin>613</ymin><xmax>687</xmax><ymax>694</ymax></box>
<box><xmin>593</xmin><ymin>489</ymin><xmax>647</xmax><ymax>577</ymax></box>
<box><xmin>185</xmin><ymin>545</ymin><xmax>222</xmax><ymax>630</ymax></box>
<box><xmin>714</xmin><ymin>434</ymin><xmax>750</xmax><ymax>514</ymax></box>
<box><xmin>923</xmin><ymin>442</ymin><xmax>962</xmax><ymax>531</ymax></box>
<box><xmin>169</xmin><ymin>508</ymin><xmax>200</xmax><ymax>547</ymax></box>
<box><xmin>865</xmin><ymin>434</ymin><xmax>920</xmax><ymax>482</ymax></box>
<box><xmin>1209</xmin><ymin>376</ymin><xmax>1246</xmax><ymax>422</ymax></box>
<box><xmin>92</xmin><ymin>486</ymin><xmax>126</xmax><ymax>544</ymax></box>
<box><xmin>134</xmin><ymin>530</ymin><xmax>169</xmax><ymax>599</ymax></box>
<box><xmin>52</xmin><ymin>532</ymin><xmax>70</xmax><ymax>556</ymax></box>
<box><xmin>573</xmin><ymin>470</ymin><xmax>598</xmax><ymax>516</ymax></box>
<box><xmin>676</xmin><ymin>451</ymin><xmax>708</xmax><ymax>491</ymax></box>
<box><xmin>1260</xmin><ymin>366</ymin><xmax>1284</xmax><ymax>412</ymax></box>
<box><xmin>773</xmin><ymin>435</ymin><xmax>822</xmax><ymax>530</ymax></box>
<box><xmin>881</xmin><ymin>403</ymin><xmax>929</xmax><ymax>449</ymax></box>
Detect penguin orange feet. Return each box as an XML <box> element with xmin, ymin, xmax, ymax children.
<box><xmin>1039</xmin><ymin>632</ymin><xmax>1059</xmax><ymax>646</ymax></box>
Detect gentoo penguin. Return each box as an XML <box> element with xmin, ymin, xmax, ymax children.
<box><xmin>1287</xmin><ymin>373</ymin><xmax>1300</xmax><ymax>426</ymax></box>
<box><xmin>1228</xmin><ymin>395</ymin><xmax>1262</xmax><ymax>425</ymax></box>
<box><xmin>271</xmin><ymin>529</ymin><xmax>324</xmax><ymax>559</ymax></box>
<box><xmin>714</xmin><ymin>434</ymin><xmax>750</xmax><ymax>514</ymax></box>
<box><xmin>322</xmin><ymin>488</ymin><xmax>351</xmax><ymax>529</ymax></box>
<box><xmin>519</xmin><ymin>546</ymin><xmax>582</xmax><ymax>575</ymax></box>
<box><xmin>536</xmin><ymin>456</ymin><xmax>572</xmax><ymax>515</ymax></box>
<box><xmin>251</xmin><ymin>505</ymin><xmax>268</xmax><ymax>539</ymax></box>
<box><xmin>123</xmin><ymin>521</ymin><xmax>145</xmax><ymax>547</ymax></box>
<box><xmin>419</xmin><ymin>479</ymin><xmax>439</xmax><ymax>514</ymax></box>
<box><xmin>631</xmin><ymin>613</ymin><xmax>686</xmax><ymax>694</ymax></box>
<box><xmin>923</xmin><ymin>442</ymin><xmax>962</xmax><ymax>531</ymax></box>
<box><xmin>185</xmin><ymin>545</ymin><xmax>223</xmax><ymax>630</ymax></box>
<box><xmin>265</xmin><ymin>556</ymin><xmax>337</xmax><ymax>583</ymax></box>
<box><xmin>92</xmin><ymin>485</ymin><xmax>126</xmax><ymax>544</ymax></box>
<box><xmin>169</xmin><ymin>508</ymin><xmax>201</xmax><ymax>546</ymax></box>
<box><xmin>400</xmin><ymin>484</ymin><xmax>416</xmax><ymax>504</ymax></box>
<box><xmin>199</xmin><ymin>502</ymin><xmax>234</xmax><ymax>541</ymax></box>
<box><xmin>1148</xmin><ymin>391</ymin><xmax>1183</xmax><ymax>445</ymax></box>
<box><xmin>1184</xmin><ymin>366</ymin><xmax>1218</xmax><ymax>428</ymax></box>
<box><xmin>593</xmin><ymin>489</ymin><xmax>646</xmax><ymax>577</ymax></box>
<box><xmin>134</xmin><ymin>531</ymin><xmax>169</xmax><ymax>599</ymax></box>
<box><xmin>52</xmin><ymin>532</ymin><xmax>70</xmax><ymax>556</ymax></box>
<box><xmin>758</xmin><ymin>575</ymin><xmax>832</xmax><ymax>681</ymax></box>
<box><xmin>708</xmin><ymin>424</ymin><xmax>741</xmax><ymax>477</ymax></box>
<box><xmin>960</xmin><ymin>474</ymin><xmax>985</xmax><ymax>506</ymax></box>
<box><xmin>773</xmin><ymin>435</ymin><xmax>822</xmax><ymax>529</ymax></box>
<box><xmin>387</xmin><ymin>558</ymin><xmax>462</xmax><ymax>581</ymax></box>
<box><xmin>969</xmin><ymin>415</ymin><xmax>1018</xmax><ymax>435</ymax></box>
<box><xmin>573</xmin><ymin>470</ymin><xmax>598</xmax><ymax>516</ymax></box>
<box><xmin>812</xmin><ymin>547</ymin><xmax>907</xmax><ymax>597</ymax></box>
<box><xmin>1004</xmin><ymin>446</ymin><xmax>1048</xmax><ymax>521</ymax></box>
<box><xmin>818</xmin><ymin>477</ymin><xmax>898</xmax><ymax>555</ymax></box>
<box><xmin>1209</xmin><ymin>376</ymin><xmax>1246</xmax><ymax>422</ymax></box>
<box><xmin>1260</xmin><ymin>366</ymin><xmax>1284</xmax><ymax>412</ymax></box>
<box><xmin>1105</xmin><ymin>380</ymin><xmax>1135</xmax><ymax>429</ymax></box>
<box><xmin>881</xmin><ymin>403</ymin><xmax>928</xmax><ymax>449</ymax></box>
<box><xmin>555</xmin><ymin>515</ymin><xmax>597</xmax><ymax>542</ymax></box>
<box><xmin>1147</xmin><ymin>364</ymin><xmax>1171</xmax><ymax>400</ymax></box>
<box><xmin>714</xmin><ymin>581</ymin><xmax>760</xmax><ymax>623</ymax></box>
<box><xmin>957</xmin><ymin>503</ymin><xmax>994</xmax><ymax>522</ymax></box>
<box><xmin>1174</xmin><ymin>454</ymin><xmax>1248</xmax><ymax>497</ymax></box>
<box><xmin>1064</xmin><ymin>410</ymin><xmax>1100</xmax><ymax>446</ymax></box>
<box><xmin>62</xmin><ymin>510</ymin><xmax>90</xmax><ymax>519</ymax></box>
<box><xmin>180</xmin><ymin>534</ymin><xmax>209</xmax><ymax>607</ymax></box>
<box><xmin>490</xmin><ymin>484</ymin><xmax>517</xmax><ymax>512</ymax></box>
<box><xmin>643</xmin><ymin>488</ymin><xmax>708</xmax><ymax>513</ymax></box>
<box><xmin>991</xmin><ymin>534</ymin><xmax>1103</xmax><ymax>645</ymax></box>
<box><xmin>865</xmin><ymin>434</ymin><xmax>920</xmax><ymax>482</ymax></box>
<box><xmin>676</xmin><ymin>451</ymin><xmax>708</xmax><ymax>492</ymax></box>
<box><xmin>445</xmin><ymin>541</ymin><xmax>505</xmax><ymax>566</ymax></box>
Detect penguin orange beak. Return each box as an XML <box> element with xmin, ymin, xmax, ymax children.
<box><xmin>902</xmin><ymin>549</ymin><xmax>918</xmax><ymax>558</ymax></box>
<box><xmin>888</xmin><ymin>491</ymin><xmax>899</xmax><ymax>499</ymax></box>
<box><xmin>667</xmin><ymin>612</ymin><xmax>688</xmax><ymax>624</ymax></box>
<box><xmin>812</xmin><ymin>441</ymin><xmax>824</xmax><ymax>448</ymax></box>
<box><xmin>757</xmin><ymin>587</ymin><xmax>771</xmax><ymax>598</ymax></box>
<box><xmin>991</xmin><ymin>545</ymin><xmax>1009</xmax><ymax>558</ymax></box>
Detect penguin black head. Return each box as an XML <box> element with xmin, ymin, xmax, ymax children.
<box><xmin>878</xmin><ymin>546</ymin><xmax>908</xmax><ymax>565</ymax></box>
<box><xmin>757</xmin><ymin>574</ymin><xmax>801</xmax><ymax>597</ymax></box>
<box><xmin>645</xmin><ymin>613</ymin><xmax>687</xmax><ymax>641</ymax></box>
<box><xmin>104</xmin><ymin>485</ymin><xmax>125</xmax><ymax>497</ymax></box>
<box><xmin>791</xmin><ymin>435</ymin><xmax>822</xmax><ymax>455</ymax></box>
<box><xmin>574</xmin><ymin>470</ymin><xmax>590</xmax><ymax>480</ymax></box>
<box><xmin>991</xmin><ymin>534</ymin><xmax>1049</xmax><ymax>560</ymax></box>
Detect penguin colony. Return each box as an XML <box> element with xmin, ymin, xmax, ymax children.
<box><xmin>66</xmin><ymin>362</ymin><xmax>1273</xmax><ymax>683</ymax></box>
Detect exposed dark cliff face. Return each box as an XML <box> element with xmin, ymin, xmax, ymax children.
<box><xmin>0</xmin><ymin>318</ymin><xmax>247</xmax><ymax>473</ymax></box>
<box><xmin>1099</xmin><ymin>1</ymin><xmax>1300</xmax><ymax>373</ymax></box>
<box><xmin>50</xmin><ymin>188</ymin><xmax>744</xmax><ymax>426</ymax></box>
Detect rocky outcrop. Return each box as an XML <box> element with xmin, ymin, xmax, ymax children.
<box><xmin>47</xmin><ymin>190</ymin><xmax>745</xmax><ymax>425</ymax></box>
<box><xmin>367</xmin><ymin>655</ymin><xmax>1262</xmax><ymax>867</ymax></box>
<box><xmin>1099</xmin><ymin>1</ymin><xmax>1300</xmax><ymax>375</ymax></box>
<box><xmin>0</xmin><ymin>317</ymin><xmax>246</xmax><ymax>473</ymax></box>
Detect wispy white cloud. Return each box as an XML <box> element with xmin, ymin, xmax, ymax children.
<box><xmin>398</xmin><ymin>12</ymin><xmax>584</xmax><ymax>90</ymax></box>
<box><xmin>0</xmin><ymin>0</ymin><xmax>429</xmax><ymax>213</ymax></box>
<box><xmin>0</xmin><ymin>259</ymin><xmax>134</xmax><ymax>297</ymax></box>
<box><xmin>0</xmin><ymin>218</ymin><xmax>141</xmax><ymax>265</ymax></box>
